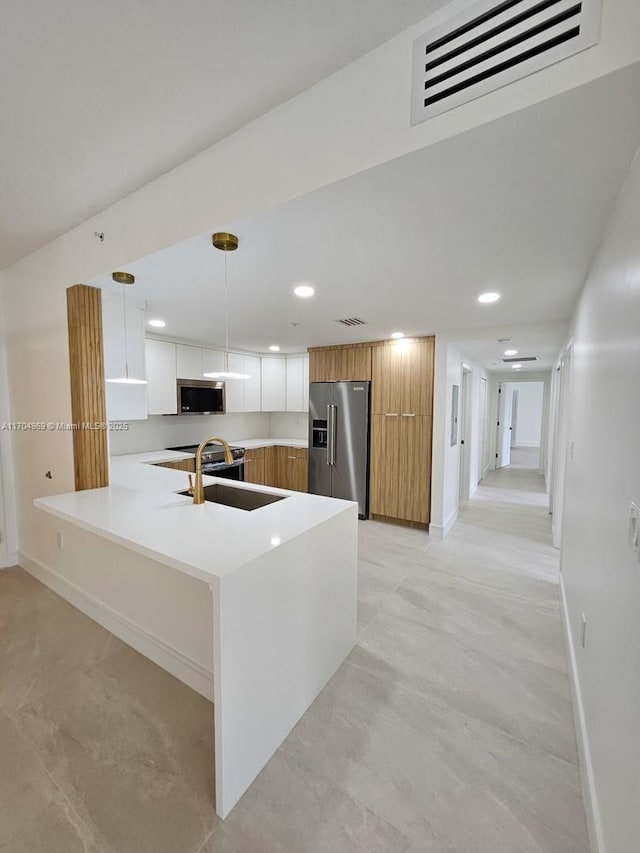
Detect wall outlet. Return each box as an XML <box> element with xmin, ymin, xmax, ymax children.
<box><xmin>56</xmin><ymin>532</ymin><xmax>64</xmax><ymax>550</ymax></box>
<box><xmin>581</xmin><ymin>613</ymin><xmax>587</xmax><ymax>649</ymax></box>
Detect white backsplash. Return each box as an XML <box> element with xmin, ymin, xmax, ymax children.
<box><xmin>108</xmin><ymin>412</ymin><xmax>271</xmax><ymax>455</ymax></box>
<box><xmin>269</xmin><ymin>412</ymin><xmax>308</xmax><ymax>439</ymax></box>
<box><xmin>109</xmin><ymin>411</ymin><xmax>308</xmax><ymax>455</ymax></box>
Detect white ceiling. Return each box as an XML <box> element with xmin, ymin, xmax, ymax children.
<box><xmin>93</xmin><ymin>64</ymin><xmax>640</xmax><ymax>361</ymax></box>
<box><xmin>0</xmin><ymin>0</ymin><xmax>451</xmax><ymax>269</ymax></box>
<box><xmin>452</xmin><ymin>325</ymin><xmax>568</xmax><ymax>373</ymax></box>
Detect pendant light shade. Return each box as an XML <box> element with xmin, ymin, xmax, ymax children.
<box><xmin>203</xmin><ymin>233</ymin><xmax>251</xmax><ymax>380</ymax></box>
<box><xmin>106</xmin><ymin>272</ymin><xmax>148</xmax><ymax>385</ymax></box>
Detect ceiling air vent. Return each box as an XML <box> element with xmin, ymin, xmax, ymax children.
<box><xmin>336</xmin><ymin>317</ymin><xmax>368</xmax><ymax>327</ymax></box>
<box><xmin>411</xmin><ymin>0</ymin><xmax>602</xmax><ymax>123</ymax></box>
<box><xmin>503</xmin><ymin>356</ymin><xmax>538</xmax><ymax>362</ymax></box>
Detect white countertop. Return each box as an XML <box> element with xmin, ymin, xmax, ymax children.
<box><xmin>34</xmin><ymin>444</ymin><xmax>352</xmax><ymax>585</ymax></box>
<box><xmin>230</xmin><ymin>437</ymin><xmax>308</xmax><ymax>449</ymax></box>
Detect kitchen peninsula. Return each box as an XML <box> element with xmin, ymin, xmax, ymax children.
<box><xmin>33</xmin><ymin>446</ymin><xmax>358</xmax><ymax>819</ymax></box>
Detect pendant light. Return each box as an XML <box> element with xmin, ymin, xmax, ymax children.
<box><xmin>106</xmin><ymin>272</ymin><xmax>147</xmax><ymax>385</ymax></box>
<box><xmin>203</xmin><ymin>232</ymin><xmax>250</xmax><ymax>380</ymax></box>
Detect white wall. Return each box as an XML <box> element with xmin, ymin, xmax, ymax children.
<box><xmin>507</xmin><ymin>381</ymin><xmax>544</xmax><ymax>447</ymax></box>
<box><xmin>559</xmin><ymin>148</ymin><xmax>640</xmax><ymax>853</ymax></box>
<box><xmin>269</xmin><ymin>412</ymin><xmax>307</xmax><ymax>440</ymax></box>
<box><xmin>431</xmin><ymin>341</ymin><xmax>488</xmax><ymax>537</ymax></box>
<box><xmin>108</xmin><ymin>412</ymin><xmax>271</xmax><ymax>455</ymax></box>
<box><xmin>1</xmin><ymin>0</ymin><xmax>638</xmax><ymax>572</ymax></box>
<box><xmin>0</xmin><ymin>287</ymin><xmax>18</xmax><ymax>566</ymax></box>
<box><xmin>463</xmin><ymin>361</ymin><xmax>491</xmax><ymax>498</ymax></box>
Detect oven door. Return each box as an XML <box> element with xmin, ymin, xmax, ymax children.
<box><xmin>201</xmin><ymin>459</ymin><xmax>245</xmax><ymax>481</ymax></box>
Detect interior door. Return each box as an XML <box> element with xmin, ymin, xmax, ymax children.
<box><xmin>496</xmin><ymin>383</ymin><xmax>513</xmax><ymax>468</ymax></box>
<box><xmin>478</xmin><ymin>376</ymin><xmax>488</xmax><ymax>482</ymax></box>
<box><xmin>510</xmin><ymin>390</ymin><xmax>519</xmax><ymax>447</ymax></box>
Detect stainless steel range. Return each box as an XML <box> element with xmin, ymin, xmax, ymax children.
<box><xmin>166</xmin><ymin>443</ymin><xmax>245</xmax><ymax>481</ymax></box>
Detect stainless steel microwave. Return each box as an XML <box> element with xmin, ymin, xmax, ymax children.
<box><xmin>176</xmin><ymin>378</ymin><xmax>225</xmax><ymax>415</ymax></box>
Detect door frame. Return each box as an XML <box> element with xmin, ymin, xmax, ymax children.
<box><xmin>551</xmin><ymin>343</ymin><xmax>573</xmax><ymax>549</ymax></box>
<box><xmin>478</xmin><ymin>376</ymin><xmax>489</xmax><ymax>483</ymax></box>
<box><xmin>488</xmin><ymin>372</ymin><xmax>551</xmax><ymax>475</ymax></box>
<box><xmin>458</xmin><ymin>365</ymin><xmax>473</xmax><ymax>500</ymax></box>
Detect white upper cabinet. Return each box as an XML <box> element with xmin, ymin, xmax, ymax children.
<box><xmin>176</xmin><ymin>344</ymin><xmax>204</xmax><ymax>380</ymax></box>
<box><xmin>102</xmin><ymin>292</ymin><xmax>148</xmax><ymax>421</ymax></box>
<box><xmin>202</xmin><ymin>348</ymin><xmax>225</xmax><ymax>376</ymax></box>
<box><xmin>285</xmin><ymin>355</ymin><xmax>309</xmax><ymax>412</ymax></box>
<box><xmin>224</xmin><ymin>353</ymin><xmax>245</xmax><ymax>413</ymax></box>
<box><xmin>146</xmin><ymin>339</ymin><xmax>177</xmax><ymax>415</ymax></box>
<box><xmin>244</xmin><ymin>355</ymin><xmax>262</xmax><ymax>412</ymax></box>
<box><xmin>261</xmin><ymin>358</ymin><xmax>286</xmax><ymax>412</ymax></box>
<box><xmin>144</xmin><ymin>338</ymin><xmax>302</xmax><ymax>415</ymax></box>
<box><xmin>225</xmin><ymin>353</ymin><xmax>262</xmax><ymax>413</ymax></box>
<box><xmin>302</xmin><ymin>354</ymin><xmax>309</xmax><ymax>411</ymax></box>
<box><xmin>285</xmin><ymin>357</ymin><xmax>304</xmax><ymax>412</ymax></box>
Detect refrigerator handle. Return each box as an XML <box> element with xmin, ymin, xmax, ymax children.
<box><xmin>327</xmin><ymin>404</ymin><xmax>337</xmax><ymax>466</ymax></box>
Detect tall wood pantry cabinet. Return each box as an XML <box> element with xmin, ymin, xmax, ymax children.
<box><xmin>369</xmin><ymin>338</ymin><xmax>434</xmax><ymax>526</ymax></box>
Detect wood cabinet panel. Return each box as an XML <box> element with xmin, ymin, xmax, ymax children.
<box><xmin>66</xmin><ymin>285</ymin><xmax>109</xmax><ymax>491</ymax></box>
<box><xmin>259</xmin><ymin>445</ymin><xmax>307</xmax><ymax>491</ymax></box>
<box><xmin>372</xmin><ymin>339</ymin><xmax>434</xmax><ymax>416</ymax></box>
<box><xmin>244</xmin><ymin>447</ymin><xmax>266</xmax><ymax>485</ymax></box>
<box><xmin>309</xmin><ymin>347</ymin><xmax>371</xmax><ymax>382</ymax></box>
<box><xmin>154</xmin><ymin>458</ymin><xmax>195</xmax><ymax>473</ymax></box>
<box><xmin>370</xmin><ymin>414</ymin><xmax>431</xmax><ymax>524</ymax></box>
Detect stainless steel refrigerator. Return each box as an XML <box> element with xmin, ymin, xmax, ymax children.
<box><xmin>308</xmin><ymin>381</ymin><xmax>370</xmax><ymax>518</ymax></box>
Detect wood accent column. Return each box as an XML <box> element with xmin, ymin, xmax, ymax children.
<box><xmin>66</xmin><ymin>285</ymin><xmax>109</xmax><ymax>490</ymax></box>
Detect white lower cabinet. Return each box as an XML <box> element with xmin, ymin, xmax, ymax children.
<box><xmin>146</xmin><ymin>339</ymin><xmax>177</xmax><ymax>415</ymax></box>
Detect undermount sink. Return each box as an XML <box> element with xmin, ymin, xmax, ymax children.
<box><xmin>177</xmin><ymin>483</ymin><xmax>287</xmax><ymax>511</ymax></box>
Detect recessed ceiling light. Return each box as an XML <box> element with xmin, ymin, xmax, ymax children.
<box><xmin>293</xmin><ymin>284</ymin><xmax>315</xmax><ymax>298</ymax></box>
<box><xmin>148</xmin><ymin>319</ymin><xmax>166</xmax><ymax>328</ymax></box>
<box><xmin>478</xmin><ymin>292</ymin><xmax>501</xmax><ymax>304</ymax></box>
<box><xmin>269</xmin><ymin>345</ymin><xmax>281</xmax><ymax>352</ymax></box>
<box><xmin>511</xmin><ymin>363</ymin><xmax>522</xmax><ymax>369</ymax></box>
<box><xmin>504</xmin><ymin>349</ymin><xmax>518</xmax><ymax>356</ymax></box>
<box><xmin>391</xmin><ymin>332</ymin><xmax>405</xmax><ymax>339</ymax></box>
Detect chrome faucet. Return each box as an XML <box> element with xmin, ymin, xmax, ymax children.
<box><xmin>188</xmin><ymin>435</ymin><xmax>233</xmax><ymax>505</ymax></box>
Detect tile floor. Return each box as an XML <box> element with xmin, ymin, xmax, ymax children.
<box><xmin>0</xmin><ymin>461</ymin><xmax>587</xmax><ymax>853</ymax></box>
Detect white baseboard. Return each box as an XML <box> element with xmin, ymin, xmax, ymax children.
<box><xmin>1</xmin><ymin>551</ymin><xmax>18</xmax><ymax>568</ymax></box>
<box><xmin>19</xmin><ymin>550</ymin><xmax>214</xmax><ymax>701</ymax></box>
<box><xmin>469</xmin><ymin>482</ymin><xmax>478</xmax><ymax>499</ymax></box>
<box><xmin>559</xmin><ymin>575</ymin><xmax>605</xmax><ymax>853</ymax></box>
<box><xmin>429</xmin><ymin>506</ymin><xmax>458</xmax><ymax>540</ymax></box>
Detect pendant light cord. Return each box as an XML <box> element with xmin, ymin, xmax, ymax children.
<box><xmin>122</xmin><ymin>283</ymin><xmax>129</xmax><ymax>380</ymax></box>
<box><xmin>224</xmin><ymin>250</ymin><xmax>229</xmax><ymax>372</ymax></box>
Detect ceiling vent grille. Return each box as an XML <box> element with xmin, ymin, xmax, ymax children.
<box><xmin>503</xmin><ymin>356</ymin><xmax>538</xmax><ymax>362</ymax></box>
<box><xmin>335</xmin><ymin>317</ymin><xmax>368</xmax><ymax>327</ymax></box>
<box><xmin>411</xmin><ymin>0</ymin><xmax>602</xmax><ymax>123</ymax></box>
